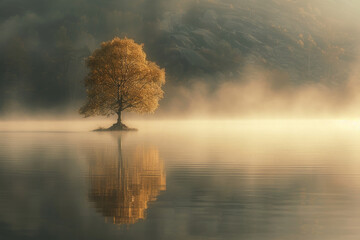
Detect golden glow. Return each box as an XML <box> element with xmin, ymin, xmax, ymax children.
<box><xmin>2</xmin><ymin>119</ymin><xmax>360</xmax><ymax>132</ymax></box>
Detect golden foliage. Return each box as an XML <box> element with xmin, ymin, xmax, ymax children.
<box><xmin>80</xmin><ymin>37</ymin><xmax>165</xmax><ymax>117</ymax></box>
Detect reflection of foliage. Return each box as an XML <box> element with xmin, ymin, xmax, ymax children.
<box><xmin>88</xmin><ymin>142</ymin><xmax>166</xmax><ymax>225</ymax></box>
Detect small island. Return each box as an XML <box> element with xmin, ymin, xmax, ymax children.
<box><xmin>79</xmin><ymin>37</ymin><xmax>165</xmax><ymax>131</ymax></box>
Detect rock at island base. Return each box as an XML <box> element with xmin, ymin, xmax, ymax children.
<box><xmin>94</xmin><ymin>123</ymin><xmax>137</xmax><ymax>132</ymax></box>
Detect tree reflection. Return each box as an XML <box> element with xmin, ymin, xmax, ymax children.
<box><xmin>88</xmin><ymin>137</ymin><xmax>166</xmax><ymax>225</ymax></box>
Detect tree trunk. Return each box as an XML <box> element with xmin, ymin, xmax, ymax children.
<box><xmin>117</xmin><ymin>110</ymin><xmax>122</xmax><ymax>126</ymax></box>
<box><xmin>106</xmin><ymin>109</ymin><xmax>130</xmax><ymax>130</ymax></box>
<box><xmin>98</xmin><ymin>108</ymin><xmax>136</xmax><ymax>131</ymax></box>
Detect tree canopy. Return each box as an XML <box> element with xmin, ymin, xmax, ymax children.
<box><xmin>80</xmin><ymin>37</ymin><xmax>165</xmax><ymax>129</ymax></box>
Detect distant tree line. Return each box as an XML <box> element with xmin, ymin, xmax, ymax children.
<box><xmin>0</xmin><ymin>0</ymin><xmax>356</xmax><ymax>113</ymax></box>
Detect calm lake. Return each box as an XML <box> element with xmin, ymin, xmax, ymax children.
<box><xmin>1</xmin><ymin>120</ymin><xmax>360</xmax><ymax>239</ymax></box>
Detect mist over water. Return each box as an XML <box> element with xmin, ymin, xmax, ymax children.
<box><xmin>160</xmin><ymin>62</ymin><xmax>360</xmax><ymax>118</ymax></box>
<box><xmin>1</xmin><ymin>121</ymin><xmax>360</xmax><ymax>239</ymax></box>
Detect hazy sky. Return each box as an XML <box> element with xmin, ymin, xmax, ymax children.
<box><xmin>1</xmin><ymin>0</ymin><xmax>360</xmax><ymax>118</ymax></box>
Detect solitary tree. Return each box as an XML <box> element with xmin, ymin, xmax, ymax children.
<box><xmin>80</xmin><ymin>37</ymin><xmax>165</xmax><ymax>130</ymax></box>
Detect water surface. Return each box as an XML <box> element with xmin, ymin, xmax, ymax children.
<box><xmin>1</xmin><ymin>120</ymin><xmax>360</xmax><ymax>239</ymax></box>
